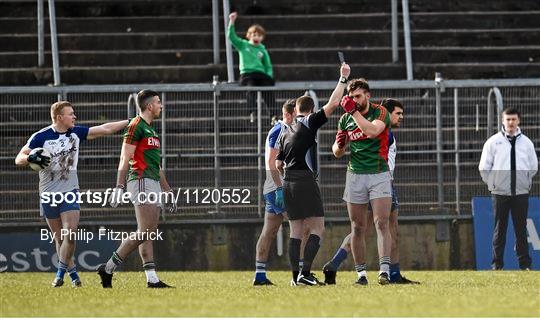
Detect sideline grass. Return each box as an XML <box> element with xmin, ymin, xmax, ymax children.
<box><xmin>1</xmin><ymin>271</ymin><xmax>539</xmax><ymax>317</ymax></box>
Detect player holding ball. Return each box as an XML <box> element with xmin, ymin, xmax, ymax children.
<box><xmin>15</xmin><ymin>101</ymin><xmax>129</xmax><ymax>287</ymax></box>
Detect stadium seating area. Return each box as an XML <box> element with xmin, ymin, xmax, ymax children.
<box><xmin>0</xmin><ymin>0</ymin><xmax>539</xmax><ymax>85</ymax></box>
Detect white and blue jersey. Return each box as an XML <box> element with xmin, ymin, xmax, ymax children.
<box><xmin>388</xmin><ymin>129</ymin><xmax>396</xmax><ymax>179</ymax></box>
<box><xmin>263</xmin><ymin>120</ymin><xmax>287</xmax><ymax>195</ymax></box>
<box><xmin>25</xmin><ymin>125</ymin><xmax>89</xmax><ymax>194</ymax></box>
<box><xmin>388</xmin><ymin>129</ymin><xmax>398</xmax><ymax>209</ymax></box>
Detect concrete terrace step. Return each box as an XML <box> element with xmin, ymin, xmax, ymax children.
<box><xmin>0</xmin><ymin>0</ymin><xmax>388</xmax><ymax>18</ymax></box>
<box><xmin>6</xmin><ymin>108</ymin><xmax>536</xmax><ymax>132</ymax></box>
<box><xmin>0</xmin><ymin>129</ymin><xmax>491</xmax><ymax>159</ymax></box>
<box><xmin>0</xmin><ymin>165</ymin><xmax>513</xmax><ymax>189</ymax></box>
<box><xmin>2</xmin><ymin>95</ymin><xmax>538</xmax><ymax>115</ymax></box>
<box><xmin>406</xmin><ymin>0</ymin><xmax>540</xmax><ymax>12</ymax></box>
<box><xmin>1</xmin><ymin>98</ymin><xmax>538</xmax><ymax>128</ymax></box>
<box><xmin>3</xmin><ymin>29</ymin><xmax>540</xmax><ymax>52</ymax></box>
<box><xmin>0</xmin><ymin>161</ymin><xmax>526</xmax><ymax>181</ymax></box>
<box><xmin>3</xmin><ymin>123</ymin><xmax>538</xmax><ymax>160</ymax></box>
<box><xmin>2</xmin><ymin>0</ymin><xmax>540</xmax><ymax>18</ymax></box>
<box><xmin>4</xmin><ymin>61</ymin><xmax>540</xmax><ymax>85</ymax></box>
<box><xmin>2</xmin><ymin>12</ymin><xmax>539</xmax><ymax>34</ymax></box>
<box><xmin>0</xmin><ymin>113</ymin><xmax>502</xmax><ymax>133</ymax></box>
<box><xmin>3</xmin><ymin>46</ymin><xmax>540</xmax><ymax>69</ymax></box>
<box><xmin>0</xmin><ymin>0</ymin><xmax>216</xmax><ymax>18</ymax></box>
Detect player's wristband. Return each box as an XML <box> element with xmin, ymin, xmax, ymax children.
<box><xmin>339</xmin><ymin>76</ymin><xmax>348</xmax><ymax>84</ymax></box>
<box><xmin>116</xmin><ymin>184</ymin><xmax>125</xmax><ymax>190</ymax></box>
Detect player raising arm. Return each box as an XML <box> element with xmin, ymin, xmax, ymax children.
<box><xmin>275</xmin><ymin>63</ymin><xmax>350</xmax><ymax>286</ymax></box>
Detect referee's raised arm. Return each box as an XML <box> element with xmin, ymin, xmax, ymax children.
<box><xmin>322</xmin><ymin>63</ymin><xmax>351</xmax><ymax>118</ymax></box>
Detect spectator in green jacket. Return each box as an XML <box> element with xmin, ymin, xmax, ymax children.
<box><xmin>228</xmin><ymin>11</ymin><xmax>277</xmax><ymax>122</ymax></box>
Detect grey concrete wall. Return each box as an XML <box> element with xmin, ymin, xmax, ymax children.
<box><xmin>118</xmin><ymin>219</ymin><xmax>476</xmax><ymax>271</ymax></box>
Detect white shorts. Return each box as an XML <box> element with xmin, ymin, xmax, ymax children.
<box><xmin>342</xmin><ymin>171</ymin><xmax>392</xmax><ymax>204</ymax></box>
<box><xmin>127</xmin><ymin>178</ymin><xmax>163</xmax><ymax>207</ymax></box>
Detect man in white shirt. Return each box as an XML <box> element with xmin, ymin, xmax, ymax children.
<box><xmin>479</xmin><ymin>107</ymin><xmax>538</xmax><ymax>270</ymax></box>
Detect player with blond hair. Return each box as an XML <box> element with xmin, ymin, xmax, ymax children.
<box><xmin>15</xmin><ymin>101</ymin><xmax>128</xmax><ymax>287</ymax></box>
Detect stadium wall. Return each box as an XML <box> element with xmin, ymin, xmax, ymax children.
<box><xmin>0</xmin><ymin>220</ymin><xmax>474</xmax><ymax>271</ymax></box>
<box><xmin>126</xmin><ymin>220</ymin><xmax>476</xmax><ymax>271</ymax></box>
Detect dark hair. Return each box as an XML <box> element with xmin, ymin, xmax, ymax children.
<box><xmin>347</xmin><ymin>78</ymin><xmax>370</xmax><ymax>93</ymax></box>
<box><xmin>282</xmin><ymin>98</ymin><xmax>296</xmax><ymax>114</ymax></box>
<box><xmin>502</xmin><ymin>107</ymin><xmax>520</xmax><ymax>119</ymax></box>
<box><xmin>137</xmin><ymin>89</ymin><xmax>159</xmax><ymax>112</ymax></box>
<box><xmin>296</xmin><ymin>96</ymin><xmax>315</xmax><ymax>113</ymax></box>
<box><xmin>380</xmin><ymin>98</ymin><xmax>404</xmax><ymax>113</ymax></box>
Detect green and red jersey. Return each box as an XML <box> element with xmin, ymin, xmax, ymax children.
<box><xmin>338</xmin><ymin>102</ymin><xmax>391</xmax><ymax>174</ymax></box>
<box><xmin>124</xmin><ymin>116</ymin><xmax>161</xmax><ymax>181</ymax></box>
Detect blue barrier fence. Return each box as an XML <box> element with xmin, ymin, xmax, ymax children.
<box><xmin>472</xmin><ymin>196</ymin><xmax>540</xmax><ymax>270</ymax></box>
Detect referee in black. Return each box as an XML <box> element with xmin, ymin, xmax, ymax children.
<box><xmin>276</xmin><ymin>63</ymin><xmax>351</xmax><ymax>285</ymax></box>
<box><xmin>479</xmin><ymin>107</ymin><xmax>538</xmax><ymax>270</ymax></box>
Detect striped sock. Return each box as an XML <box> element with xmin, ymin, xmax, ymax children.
<box><xmin>56</xmin><ymin>261</ymin><xmax>68</xmax><ymax>279</ymax></box>
<box><xmin>379</xmin><ymin>256</ymin><xmax>391</xmax><ymax>274</ymax></box>
<box><xmin>67</xmin><ymin>265</ymin><xmax>79</xmax><ymax>281</ymax></box>
<box><xmin>105</xmin><ymin>251</ymin><xmax>123</xmax><ymax>274</ymax></box>
<box><xmin>355</xmin><ymin>263</ymin><xmax>367</xmax><ymax>278</ymax></box>
<box><xmin>143</xmin><ymin>262</ymin><xmax>159</xmax><ymax>284</ymax></box>
<box><xmin>255</xmin><ymin>261</ymin><xmax>267</xmax><ymax>281</ymax></box>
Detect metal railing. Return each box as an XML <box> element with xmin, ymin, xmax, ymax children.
<box><xmin>37</xmin><ymin>0</ymin><xmax>45</xmax><ymax>67</ymax></box>
<box><xmin>401</xmin><ymin>0</ymin><xmax>413</xmax><ymax>79</ymax></box>
<box><xmin>34</xmin><ymin>0</ymin><xmax>62</xmax><ymax>85</ymax></box>
<box><xmin>1</xmin><ymin>77</ymin><xmax>539</xmax><ymax>226</ymax></box>
<box><xmin>487</xmin><ymin>87</ymin><xmax>504</xmax><ymax>138</ymax></box>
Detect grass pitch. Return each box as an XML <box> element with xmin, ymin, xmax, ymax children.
<box><xmin>1</xmin><ymin>271</ymin><xmax>539</xmax><ymax>317</ymax></box>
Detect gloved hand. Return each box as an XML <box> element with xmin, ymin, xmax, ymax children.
<box><xmin>340</xmin><ymin>96</ymin><xmax>358</xmax><ymax>114</ymax></box>
<box><xmin>275</xmin><ymin>187</ymin><xmax>284</xmax><ymax>208</ymax></box>
<box><xmin>28</xmin><ymin>149</ymin><xmax>51</xmax><ymax>169</ymax></box>
<box><xmin>163</xmin><ymin>189</ymin><xmax>178</xmax><ymax>213</ymax></box>
<box><xmin>110</xmin><ymin>185</ymin><xmax>125</xmax><ymax>208</ymax></box>
<box><xmin>335</xmin><ymin>130</ymin><xmax>349</xmax><ymax>149</ymax></box>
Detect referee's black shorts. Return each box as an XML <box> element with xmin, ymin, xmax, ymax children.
<box><xmin>283</xmin><ymin>178</ymin><xmax>324</xmax><ymax>220</ymax></box>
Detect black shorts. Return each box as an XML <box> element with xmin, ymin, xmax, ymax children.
<box><xmin>283</xmin><ymin>178</ymin><xmax>324</xmax><ymax>220</ymax></box>
<box><xmin>239</xmin><ymin>72</ymin><xmax>275</xmax><ymax>86</ymax></box>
